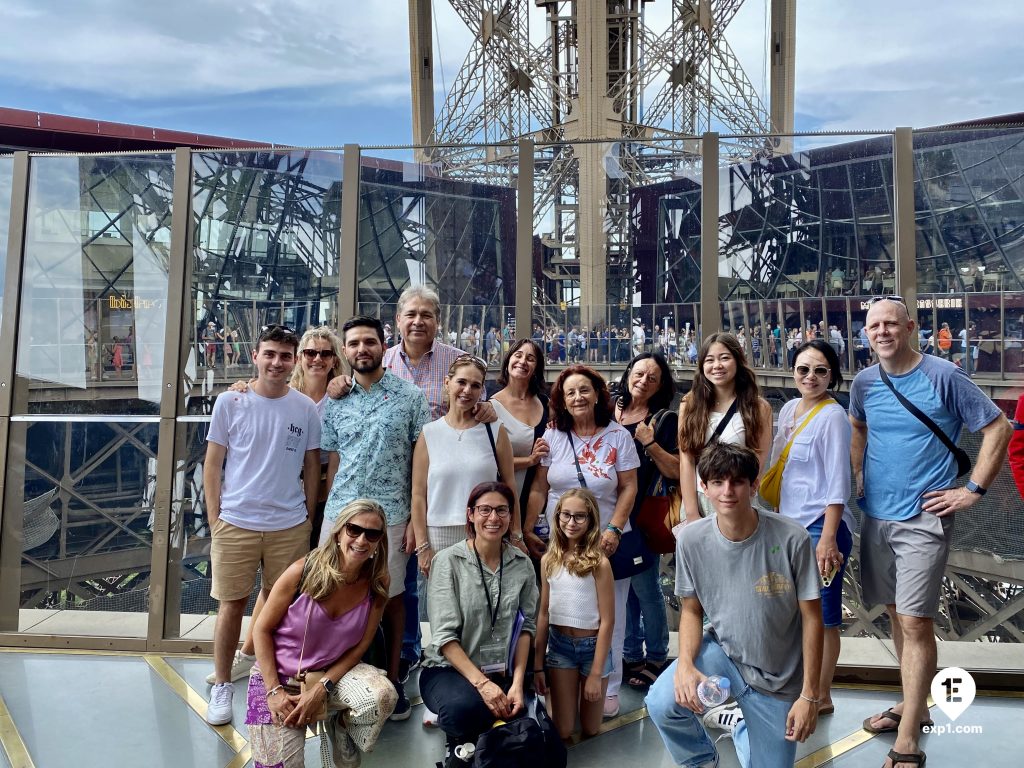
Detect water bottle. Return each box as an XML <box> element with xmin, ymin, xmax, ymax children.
<box><xmin>533</xmin><ymin>515</ymin><xmax>550</xmax><ymax>541</ymax></box>
<box><xmin>697</xmin><ymin>675</ymin><xmax>731</xmax><ymax>708</ymax></box>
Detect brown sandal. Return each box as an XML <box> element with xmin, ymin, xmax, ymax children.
<box><xmin>862</xmin><ymin>708</ymin><xmax>934</xmax><ymax>734</ymax></box>
<box><xmin>885</xmin><ymin>748</ymin><xmax>926</xmax><ymax>767</ymax></box>
<box><xmin>626</xmin><ymin>660</ymin><xmax>667</xmax><ymax>689</ymax></box>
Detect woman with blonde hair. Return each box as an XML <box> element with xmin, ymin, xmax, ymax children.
<box><xmin>246</xmin><ymin>499</ymin><xmax>397</xmax><ymax>768</ymax></box>
<box><xmin>678</xmin><ymin>332</ymin><xmax>772</xmax><ymax>521</ymax></box>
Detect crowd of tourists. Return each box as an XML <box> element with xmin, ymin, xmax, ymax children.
<box><xmin>201</xmin><ymin>285</ymin><xmax>1013</xmax><ymax>768</ymax></box>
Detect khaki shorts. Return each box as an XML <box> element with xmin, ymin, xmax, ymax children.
<box><xmin>859</xmin><ymin>511</ymin><xmax>954</xmax><ymax>619</ymax></box>
<box><xmin>386</xmin><ymin>523</ymin><xmax>411</xmax><ymax>599</ymax></box>
<box><xmin>210</xmin><ymin>518</ymin><xmax>311</xmax><ymax>601</ymax></box>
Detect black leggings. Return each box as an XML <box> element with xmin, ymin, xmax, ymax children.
<box><xmin>419</xmin><ymin>666</ymin><xmax>515</xmax><ymax>747</ymax></box>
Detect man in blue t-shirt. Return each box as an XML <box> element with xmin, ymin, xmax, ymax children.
<box><xmin>850</xmin><ymin>297</ymin><xmax>1010</xmax><ymax>768</ymax></box>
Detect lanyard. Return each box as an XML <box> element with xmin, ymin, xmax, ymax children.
<box><xmin>474</xmin><ymin>544</ymin><xmax>504</xmax><ymax>635</ymax></box>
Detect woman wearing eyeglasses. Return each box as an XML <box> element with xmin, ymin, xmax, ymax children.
<box><xmin>412</xmin><ymin>355</ymin><xmax>520</xmax><ymax>579</ymax></box>
<box><xmin>246</xmin><ymin>499</ymin><xmax>397</xmax><ymax>768</ymax></box>
<box><xmin>523</xmin><ymin>364</ymin><xmax>640</xmax><ymax>718</ymax></box>
<box><xmin>766</xmin><ymin>339</ymin><xmax>855</xmax><ymax>717</ymax></box>
<box><xmin>419</xmin><ymin>482</ymin><xmax>538</xmax><ymax>767</ymax></box>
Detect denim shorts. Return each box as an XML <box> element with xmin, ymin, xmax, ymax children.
<box><xmin>545</xmin><ymin>627</ymin><xmax>613</xmax><ymax>678</ymax></box>
<box><xmin>807</xmin><ymin>517</ymin><xmax>853</xmax><ymax>628</ymax></box>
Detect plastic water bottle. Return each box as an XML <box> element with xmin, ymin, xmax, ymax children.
<box><xmin>533</xmin><ymin>516</ymin><xmax>550</xmax><ymax>541</ymax></box>
<box><xmin>697</xmin><ymin>675</ymin><xmax>731</xmax><ymax>708</ymax></box>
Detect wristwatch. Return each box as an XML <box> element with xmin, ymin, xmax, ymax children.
<box><xmin>320</xmin><ymin>677</ymin><xmax>336</xmax><ymax>694</ymax></box>
<box><xmin>965</xmin><ymin>480</ymin><xmax>986</xmax><ymax>496</ymax></box>
<box><xmin>510</xmin><ymin>532</ymin><xmax>524</xmax><ymax>544</ymax></box>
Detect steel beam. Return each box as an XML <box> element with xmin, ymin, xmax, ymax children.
<box><xmin>700</xmin><ymin>133</ymin><xmax>721</xmax><ymax>339</ymax></box>
<box><xmin>893</xmin><ymin>127</ymin><xmax>919</xmax><ymax>332</ymax></box>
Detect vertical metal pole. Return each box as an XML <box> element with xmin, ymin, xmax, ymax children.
<box><xmin>893</xmin><ymin>127</ymin><xmax>919</xmax><ymax>333</ymax></box>
<box><xmin>516</xmin><ymin>139</ymin><xmax>535</xmax><ymax>339</ymax></box>
<box><xmin>769</xmin><ymin>0</ymin><xmax>797</xmax><ymax>154</ymax></box>
<box><xmin>339</xmin><ymin>145</ymin><xmax>361</xmax><ymax>321</ymax></box>
<box><xmin>0</xmin><ymin>152</ymin><xmax>30</xmax><ymax>631</ymax></box>
<box><xmin>150</xmin><ymin>147</ymin><xmax>195</xmax><ymax>646</ymax></box>
<box><xmin>408</xmin><ymin>0</ymin><xmax>435</xmax><ymax>160</ymax></box>
<box><xmin>700</xmin><ymin>133</ymin><xmax>721</xmax><ymax>340</ymax></box>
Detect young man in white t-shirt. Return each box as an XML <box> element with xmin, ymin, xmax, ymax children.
<box><xmin>203</xmin><ymin>324</ymin><xmax>322</xmax><ymax>725</ymax></box>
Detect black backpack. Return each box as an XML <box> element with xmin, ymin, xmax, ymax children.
<box><xmin>472</xmin><ymin>695</ymin><xmax>566</xmax><ymax>768</ymax></box>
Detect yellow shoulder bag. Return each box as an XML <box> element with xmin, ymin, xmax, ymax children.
<box><xmin>759</xmin><ymin>399</ymin><xmax>834</xmax><ymax>509</ymax></box>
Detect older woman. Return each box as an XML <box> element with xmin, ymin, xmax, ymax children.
<box><xmin>246</xmin><ymin>499</ymin><xmax>397</xmax><ymax>768</ymax></box>
<box><xmin>419</xmin><ymin>481</ymin><xmax>538</xmax><ymax>767</ymax></box>
<box><xmin>768</xmin><ymin>339</ymin><xmax>856</xmax><ymax>717</ymax></box>
<box><xmin>491</xmin><ymin>339</ymin><xmax>550</xmax><ymax>526</ymax></box>
<box><xmin>524</xmin><ymin>364</ymin><xmax>639</xmax><ymax>718</ymax></box>
<box><xmin>412</xmin><ymin>355</ymin><xmax>521</xmax><ymax>576</ymax></box>
<box><xmin>614</xmin><ymin>353</ymin><xmax>678</xmax><ymax>689</ymax></box>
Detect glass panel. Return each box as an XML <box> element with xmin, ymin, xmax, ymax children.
<box><xmin>0</xmin><ymin>155</ymin><xmax>13</xmax><ymax>327</ymax></box>
<box><xmin>5</xmin><ymin>419</ymin><xmax>157</xmax><ymax>637</ymax></box>
<box><xmin>1003</xmin><ymin>291</ymin><xmax>1024</xmax><ymax>381</ymax></box>
<box><xmin>16</xmin><ymin>154</ymin><xmax>175</xmax><ymax>415</ymax></box>
<box><xmin>187</xmin><ymin>149</ymin><xmax>342</xmax><ymax>411</ymax></box>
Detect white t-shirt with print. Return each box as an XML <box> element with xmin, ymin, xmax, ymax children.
<box><xmin>540</xmin><ymin>423</ymin><xmax>641</xmax><ymax>531</ymax></box>
<box><xmin>207</xmin><ymin>387</ymin><xmax>321</xmax><ymax>532</ymax></box>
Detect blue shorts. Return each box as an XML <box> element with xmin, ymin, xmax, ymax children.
<box><xmin>807</xmin><ymin>517</ymin><xmax>853</xmax><ymax>628</ymax></box>
<box><xmin>545</xmin><ymin>627</ymin><xmax>613</xmax><ymax>678</ymax></box>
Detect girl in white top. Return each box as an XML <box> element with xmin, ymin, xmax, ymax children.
<box><xmin>768</xmin><ymin>339</ymin><xmax>855</xmax><ymax>715</ymax></box>
<box><xmin>412</xmin><ymin>355</ymin><xmax>520</xmax><ymax>577</ymax></box>
<box><xmin>535</xmin><ymin>489</ymin><xmax>614</xmax><ymax>739</ymax></box>
<box><xmin>678</xmin><ymin>332</ymin><xmax>772</xmax><ymax>520</ymax></box>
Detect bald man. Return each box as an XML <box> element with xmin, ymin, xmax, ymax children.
<box><xmin>850</xmin><ymin>297</ymin><xmax>1010</xmax><ymax>768</ymax></box>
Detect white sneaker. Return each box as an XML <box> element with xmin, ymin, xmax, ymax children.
<box><xmin>701</xmin><ymin>702</ymin><xmax>743</xmax><ymax>735</ymax></box>
<box><xmin>206</xmin><ymin>682</ymin><xmax>234</xmax><ymax>725</ymax></box>
<box><xmin>205</xmin><ymin>650</ymin><xmax>255</xmax><ymax>685</ymax></box>
<box><xmin>422</xmin><ymin>708</ymin><xmax>438</xmax><ymax>727</ymax></box>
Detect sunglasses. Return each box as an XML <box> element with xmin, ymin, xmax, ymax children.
<box><xmin>473</xmin><ymin>504</ymin><xmax>511</xmax><ymax>519</ymax></box>
<box><xmin>557</xmin><ymin>510</ymin><xmax>589</xmax><ymax>525</ymax></box>
<box><xmin>867</xmin><ymin>295</ymin><xmax>904</xmax><ymax>306</ymax></box>
<box><xmin>301</xmin><ymin>349</ymin><xmax>335</xmax><ymax>360</ymax></box>
<box><xmin>795</xmin><ymin>364</ymin><xmax>831</xmax><ymax>379</ymax></box>
<box><xmin>343</xmin><ymin>522</ymin><xmax>384</xmax><ymax>542</ymax></box>
<box><xmin>453</xmin><ymin>353</ymin><xmax>487</xmax><ymax>369</ymax></box>
<box><xmin>260</xmin><ymin>324</ymin><xmax>296</xmax><ymax>334</ymax></box>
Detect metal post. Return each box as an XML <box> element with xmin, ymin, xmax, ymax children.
<box><xmin>893</xmin><ymin>127</ymin><xmax>919</xmax><ymax>332</ymax></box>
<box><xmin>700</xmin><ymin>133</ymin><xmax>721</xmax><ymax>340</ymax></box>
<box><xmin>516</xmin><ymin>139</ymin><xmax>535</xmax><ymax>339</ymax></box>
<box><xmin>339</xmin><ymin>145</ymin><xmax>361</xmax><ymax>321</ymax></box>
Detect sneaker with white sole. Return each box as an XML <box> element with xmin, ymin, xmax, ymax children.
<box><xmin>206</xmin><ymin>682</ymin><xmax>234</xmax><ymax>725</ymax></box>
<box><xmin>702</xmin><ymin>702</ymin><xmax>744</xmax><ymax>735</ymax></box>
<box><xmin>390</xmin><ymin>681</ymin><xmax>411</xmax><ymax>721</ymax></box>
<box><xmin>205</xmin><ymin>650</ymin><xmax>255</xmax><ymax>685</ymax></box>
<box><xmin>603</xmin><ymin>694</ymin><xmax>620</xmax><ymax>718</ymax></box>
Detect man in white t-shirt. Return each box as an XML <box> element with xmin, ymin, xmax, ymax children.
<box><xmin>203</xmin><ymin>324</ymin><xmax>322</xmax><ymax>725</ymax></box>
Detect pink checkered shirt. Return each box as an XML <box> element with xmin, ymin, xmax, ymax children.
<box><xmin>382</xmin><ymin>339</ymin><xmax>466</xmax><ymax>421</ymax></box>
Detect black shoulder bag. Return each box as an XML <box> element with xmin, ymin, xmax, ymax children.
<box><xmin>877</xmin><ymin>366</ymin><xmax>971</xmax><ymax>477</ymax></box>
<box><xmin>568</xmin><ymin>430</ymin><xmax>655</xmax><ymax>580</ymax></box>
<box><xmin>484</xmin><ymin>422</ymin><xmax>501</xmax><ymax>481</ymax></box>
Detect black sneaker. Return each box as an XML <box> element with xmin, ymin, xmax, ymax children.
<box><xmin>390</xmin><ymin>681</ymin><xmax>411</xmax><ymax>721</ymax></box>
<box><xmin>398</xmin><ymin>657</ymin><xmax>412</xmax><ymax>684</ymax></box>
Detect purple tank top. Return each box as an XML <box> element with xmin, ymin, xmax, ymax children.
<box><xmin>273</xmin><ymin>591</ymin><xmax>372</xmax><ymax>678</ymax></box>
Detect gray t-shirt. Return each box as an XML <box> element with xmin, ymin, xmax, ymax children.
<box><xmin>676</xmin><ymin>510</ymin><xmax>819</xmax><ymax>698</ymax></box>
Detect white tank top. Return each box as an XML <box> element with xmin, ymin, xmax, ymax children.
<box><xmin>696</xmin><ymin>409</ymin><xmax>747</xmax><ymax>494</ymax></box>
<box><xmin>422</xmin><ymin>419</ymin><xmax>500</xmax><ymax>527</ymax></box>
<box><xmin>548</xmin><ymin>566</ymin><xmax>601</xmax><ymax>630</ymax></box>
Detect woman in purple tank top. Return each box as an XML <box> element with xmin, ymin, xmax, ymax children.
<box><xmin>246</xmin><ymin>499</ymin><xmax>398</xmax><ymax>768</ymax></box>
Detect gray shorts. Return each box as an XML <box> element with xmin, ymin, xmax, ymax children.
<box><xmin>859</xmin><ymin>511</ymin><xmax>954</xmax><ymax>619</ymax></box>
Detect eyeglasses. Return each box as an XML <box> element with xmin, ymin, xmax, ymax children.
<box><xmin>343</xmin><ymin>522</ymin><xmax>384</xmax><ymax>542</ymax></box>
<box><xmin>557</xmin><ymin>510</ymin><xmax>589</xmax><ymax>525</ymax></box>
<box><xmin>473</xmin><ymin>504</ymin><xmax>511</xmax><ymax>519</ymax></box>
<box><xmin>867</xmin><ymin>295</ymin><xmax>904</xmax><ymax>306</ymax></box>
<box><xmin>301</xmin><ymin>349</ymin><xmax>335</xmax><ymax>360</ymax></box>
<box><xmin>795</xmin><ymin>364</ymin><xmax>831</xmax><ymax>379</ymax></box>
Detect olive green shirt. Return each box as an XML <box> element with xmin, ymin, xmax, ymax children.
<box><xmin>422</xmin><ymin>540</ymin><xmax>538</xmax><ymax>670</ymax></box>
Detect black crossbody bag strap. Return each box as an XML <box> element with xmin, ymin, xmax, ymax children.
<box><xmin>567</xmin><ymin>431</ymin><xmax>588</xmax><ymax>488</ymax></box>
<box><xmin>484</xmin><ymin>421</ymin><xmax>501</xmax><ymax>481</ymax></box>
<box><xmin>705</xmin><ymin>399</ymin><xmax>739</xmax><ymax>447</ymax></box>
<box><xmin>877</xmin><ymin>366</ymin><xmax>972</xmax><ymax>477</ymax></box>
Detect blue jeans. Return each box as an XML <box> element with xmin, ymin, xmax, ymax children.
<box><xmin>645</xmin><ymin>635</ymin><xmax>797</xmax><ymax>768</ymax></box>
<box><xmin>401</xmin><ymin>555</ymin><xmax>421</xmax><ymax>661</ymax></box>
<box><xmin>623</xmin><ymin>561</ymin><xmax>669</xmax><ymax>665</ymax></box>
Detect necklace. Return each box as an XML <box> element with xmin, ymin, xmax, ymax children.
<box><xmin>446</xmin><ymin>416</ymin><xmax>474</xmax><ymax>441</ymax></box>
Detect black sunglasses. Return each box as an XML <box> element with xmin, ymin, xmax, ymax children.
<box><xmin>867</xmin><ymin>295</ymin><xmax>904</xmax><ymax>306</ymax></box>
<box><xmin>344</xmin><ymin>522</ymin><xmax>384</xmax><ymax>542</ymax></box>
<box><xmin>260</xmin><ymin>323</ymin><xmax>296</xmax><ymax>335</ymax></box>
<box><xmin>301</xmin><ymin>349</ymin><xmax>335</xmax><ymax>359</ymax></box>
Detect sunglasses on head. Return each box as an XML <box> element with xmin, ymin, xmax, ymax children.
<box><xmin>343</xmin><ymin>522</ymin><xmax>384</xmax><ymax>542</ymax></box>
<box><xmin>867</xmin><ymin>295</ymin><xmax>904</xmax><ymax>306</ymax></box>
<box><xmin>301</xmin><ymin>348</ymin><xmax>335</xmax><ymax>359</ymax></box>
<box><xmin>260</xmin><ymin>324</ymin><xmax>296</xmax><ymax>334</ymax></box>
<box><xmin>795</xmin><ymin>364</ymin><xmax>831</xmax><ymax>379</ymax></box>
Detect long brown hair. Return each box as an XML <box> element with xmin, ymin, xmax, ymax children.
<box><xmin>678</xmin><ymin>332</ymin><xmax>765</xmax><ymax>455</ymax></box>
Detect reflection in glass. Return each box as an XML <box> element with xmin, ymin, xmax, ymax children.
<box><xmin>6</xmin><ymin>420</ymin><xmax>158</xmax><ymax>637</ymax></box>
<box><xmin>0</xmin><ymin>155</ymin><xmax>12</xmax><ymax>326</ymax></box>
<box><xmin>16</xmin><ymin>154</ymin><xmax>175</xmax><ymax>414</ymax></box>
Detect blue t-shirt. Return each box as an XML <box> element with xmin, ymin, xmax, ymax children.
<box><xmin>849</xmin><ymin>355</ymin><xmax>1001</xmax><ymax>521</ymax></box>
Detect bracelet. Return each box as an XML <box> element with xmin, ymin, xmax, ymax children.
<box><xmin>643</xmin><ymin>440</ymin><xmax>655</xmax><ymax>449</ymax></box>
<box><xmin>265</xmin><ymin>685</ymin><xmax>284</xmax><ymax>699</ymax></box>
<box><xmin>473</xmin><ymin>678</ymin><xmax>490</xmax><ymax>690</ymax></box>
<box><xmin>534</xmin><ymin>668</ymin><xmax>545</xmax><ymax>673</ymax></box>
<box><xmin>799</xmin><ymin>694</ymin><xmax>820</xmax><ymax>704</ymax></box>
<box><xmin>414</xmin><ymin>542</ymin><xmax>431</xmax><ymax>554</ymax></box>
<box><xmin>606</xmin><ymin>524</ymin><xmax>623</xmax><ymax>536</ymax></box>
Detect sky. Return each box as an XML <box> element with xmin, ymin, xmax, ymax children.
<box><xmin>1</xmin><ymin>0</ymin><xmax>1022</xmax><ymax>147</ymax></box>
